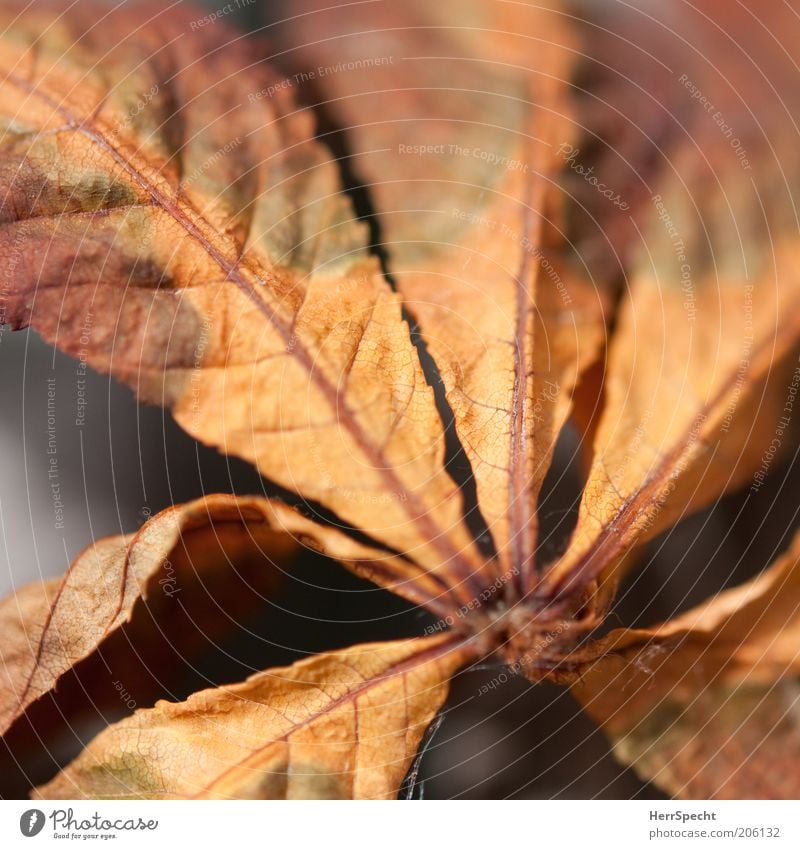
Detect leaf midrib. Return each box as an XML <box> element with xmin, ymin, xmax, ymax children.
<box><xmin>538</xmin><ymin>308</ymin><xmax>800</xmax><ymax>609</ymax></box>
<box><xmin>190</xmin><ymin>633</ymin><xmax>471</xmax><ymax>799</ymax></box>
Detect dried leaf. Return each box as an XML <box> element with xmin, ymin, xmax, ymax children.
<box><xmin>36</xmin><ymin>634</ymin><xmax>474</xmax><ymax>799</ymax></box>
<box><xmin>0</xmin><ymin>1</ymin><xmax>489</xmax><ymax>599</ymax></box>
<box><xmin>570</xmin><ymin>531</ymin><xmax>800</xmax><ymax>798</ymax></box>
<box><xmin>0</xmin><ymin>495</ymin><xmax>299</xmax><ymax>738</ymax></box>
<box><xmin>2</xmin><ymin>0</ymin><xmax>800</xmax><ymax>802</ymax></box>
<box><xmin>283</xmin><ymin>0</ymin><xmax>606</xmax><ymax>585</ymax></box>
<box><xmin>537</xmin><ymin>0</ymin><xmax>800</xmax><ymax>614</ymax></box>
<box><xmin>539</xmin><ymin>276</ymin><xmax>800</xmax><ymax>615</ymax></box>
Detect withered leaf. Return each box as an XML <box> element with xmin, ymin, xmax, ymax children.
<box><xmin>569</xmin><ymin>530</ymin><xmax>800</xmax><ymax>799</ymax></box>
<box><xmin>2</xmin><ymin>0</ymin><xmax>800</xmax><ymax>803</ymax></box>
<box><xmin>1</xmin><ymin>491</ymin><xmax>475</xmax><ymax>800</ymax></box>
<box><xmin>537</xmin><ymin>0</ymin><xmax>800</xmax><ymax>615</ymax></box>
<box><xmin>539</xmin><ymin>270</ymin><xmax>800</xmax><ymax>616</ymax></box>
<box><xmin>0</xmin><ymin>495</ymin><xmax>299</xmax><ymax>738</ymax></box>
<box><xmin>36</xmin><ymin>634</ymin><xmax>474</xmax><ymax>800</ymax></box>
<box><xmin>282</xmin><ymin>0</ymin><xmax>606</xmax><ymax>587</ymax></box>
<box><xmin>0</xmin><ymin>0</ymin><xmax>490</xmax><ymax>601</ymax></box>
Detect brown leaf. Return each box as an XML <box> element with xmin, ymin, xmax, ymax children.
<box><xmin>0</xmin><ymin>0</ymin><xmax>590</xmax><ymax>800</ymax></box>
<box><xmin>539</xmin><ymin>274</ymin><xmax>800</xmax><ymax>616</ymax></box>
<box><xmin>569</xmin><ymin>530</ymin><xmax>800</xmax><ymax>798</ymax></box>
<box><xmin>0</xmin><ymin>495</ymin><xmax>299</xmax><ymax>739</ymax></box>
<box><xmin>282</xmin><ymin>0</ymin><xmax>606</xmax><ymax>587</ymax></box>
<box><xmin>35</xmin><ymin>634</ymin><xmax>474</xmax><ymax>799</ymax></box>
<box><xmin>0</xmin><ymin>491</ymin><xmax>475</xmax><ymax>798</ymax></box>
<box><xmin>0</xmin><ymin>1</ymin><xmax>490</xmax><ymax>601</ymax></box>
<box><xmin>3</xmin><ymin>0</ymin><xmax>800</xmax><ymax>802</ymax></box>
<box><xmin>536</xmin><ymin>0</ymin><xmax>800</xmax><ymax>615</ymax></box>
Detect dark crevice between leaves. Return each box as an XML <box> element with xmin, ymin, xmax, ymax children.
<box><xmin>296</xmin><ymin>94</ymin><xmax>496</xmax><ymax>560</ymax></box>
<box><xmin>610</xmin><ymin>443</ymin><xmax>800</xmax><ymax>633</ymax></box>
<box><xmin>535</xmin><ymin>422</ymin><xmax>584</xmax><ymax>570</ymax></box>
<box><xmin>401</xmin><ymin>667</ymin><xmax>666</xmax><ymax>799</ymax></box>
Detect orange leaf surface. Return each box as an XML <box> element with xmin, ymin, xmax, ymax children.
<box><xmin>0</xmin><ymin>495</ymin><xmax>299</xmax><ymax>738</ymax></box>
<box><xmin>282</xmin><ymin>0</ymin><xmax>606</xmax><ymax>588</ymax></box>
<box><xmin>2</xmin><ymin>0</ymin><xmax>800</xmax><ymax>802</ymax></box>
<box><xmin>0</xmin><ymin>1</ymin><xmax>488</xmax><ymax>603</ymax></box>
<box><xmin>536</xmin><ymin>0</ymin><xmax>800</xmax><ymax>616</ymax></box>
<box><xmin>36</xmin><ymin>634</ymin><xmax>474</xmax><ymax>799</ymax></box>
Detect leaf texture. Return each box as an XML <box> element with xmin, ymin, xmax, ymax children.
<box><xmin>536</xmin><ymin>0</ymin><xmax>800</xmax><ymax>614</ymax></box>
<box><xmin>540</xmin><ymin>273</ymin><xmax>800</xmax><ymax>614</ymax></box>
<box><xmin>282</xmin><ymin>0</ymin><xmax>606</xmax><ymax>590</ymax></box>
<box><xmin>36</xmin><ymin>634</ymin><xmax>474</xmax><ymax>799</ymax></box>
<box><xmin>0</xmin><ymin>1</ymin><xmax>489</xmax><ymax>601</ymax></box>
<box><xmin>2</xmin><ymin>0</ymin><xmax>800</xmax><ymax>803</ymax></box>
<box><xmin>0</xmin><ymin>495</ymin><xmax>299</xmax><ymax>738</ymax></box>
